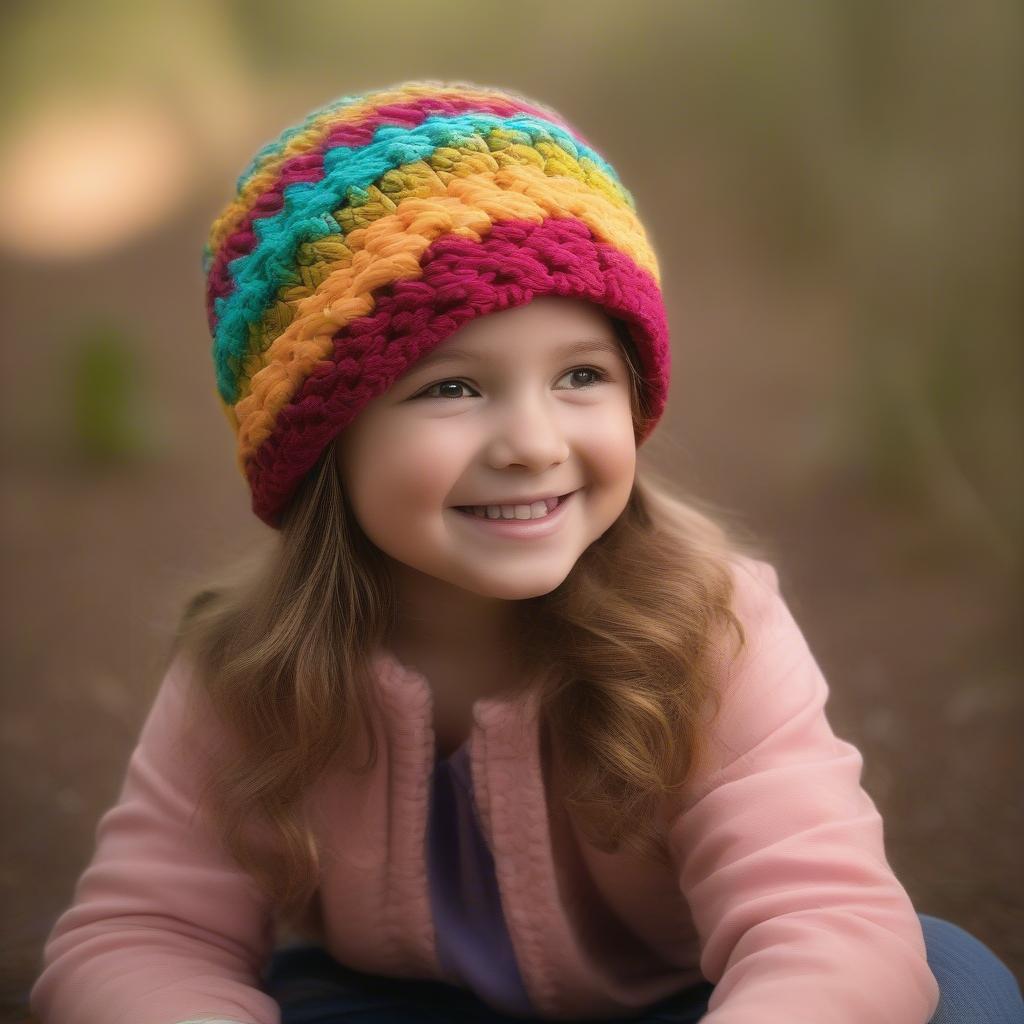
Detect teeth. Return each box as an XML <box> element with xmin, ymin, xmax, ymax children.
<box><xmin>465</xmin><ymin>496</ymin><xmax>560</xmax><ymax>520</ymax></box>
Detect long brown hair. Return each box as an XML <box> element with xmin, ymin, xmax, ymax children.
<box><xmin>165</xmin><ymin>318</ymin><xmax>765</xmax><ymax>929</ymax></box>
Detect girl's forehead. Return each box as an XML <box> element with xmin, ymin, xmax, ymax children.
<box><xmin>419</xmin><ymin>300</ymin><xmax>621</xmax><ymax>357</ymax></box>
<box><xmin>461</xmin><ymin>295</ymin><xmax>617</xmax><ymax>333</ymax></box>
<box><xmin>414</xmin><ymin>333</ymin><xmax>623</xmax><ymax>369</ymax></box>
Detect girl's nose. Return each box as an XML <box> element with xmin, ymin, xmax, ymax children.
<box><xmin>484</xmin><ymin>404</ymin><xmax>571</xmax><ymax>470</ymax></box>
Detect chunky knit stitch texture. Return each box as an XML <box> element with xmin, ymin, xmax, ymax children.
<box><xmin>203</xmin><ymin>80</ymin><xmax>671</xmax><ymax>528</ymax></box>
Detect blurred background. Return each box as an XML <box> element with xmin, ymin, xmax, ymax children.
<box><xmin>1</xmin><ymin>0</ymin><xmax>1020</xmax><ymax>1016</ymax></box>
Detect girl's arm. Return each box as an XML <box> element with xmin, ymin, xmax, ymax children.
<box><xmin>669</xmin><ymin>559</ymin><xmax>941</xmax><ymax>1024</ymax></box>
<box><xmin>29</xmin><ymin>654</ymin><xmax>280</xmax><ymax>1024</ymax></box>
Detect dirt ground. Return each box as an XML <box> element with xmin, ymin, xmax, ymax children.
<box><xmin>1</xmin><ymin>200</ymin><xmax>1020</xmax><ymax>1021</ymax></box>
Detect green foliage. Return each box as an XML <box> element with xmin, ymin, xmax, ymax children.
<box><xmin>838</xmin><ymin>320</ymin><xmax>1021</xmax><ymax>568</ymax></box>
<box><xmin>67</xmin><ymin>319</ymin><xmax>154</xmax><ymax>464</ymax></box>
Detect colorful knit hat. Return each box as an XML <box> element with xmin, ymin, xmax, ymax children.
<box><xmin>202</xmin><ymin>79</ymin><xmax>671</xmax><ymax>529</ymax></box>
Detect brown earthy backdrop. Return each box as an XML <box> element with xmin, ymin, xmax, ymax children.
<box><xmin>1</xmin><ymin>2</ymin><xmax>1020</xmax><ymax>1019</ymax></box>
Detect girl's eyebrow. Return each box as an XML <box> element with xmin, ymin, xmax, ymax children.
<box><xmin>410</xmin><ymin>336</ymin><xmax>622</xmax><ymax>374</ymax></box>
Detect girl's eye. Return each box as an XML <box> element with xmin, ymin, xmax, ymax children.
<box><xmin>416</xmin><ymin>366</ymin><xmax>609</xmax><ymax>401</ymax></box>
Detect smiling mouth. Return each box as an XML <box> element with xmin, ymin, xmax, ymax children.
<box><xmin>453</xmin><ymin>491</ymin><xmax>574</xmax><ymax>519</ymax></box>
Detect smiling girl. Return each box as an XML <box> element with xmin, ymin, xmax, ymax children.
<box><xmin>30</xmin><ymin>79</ymin><xmax>1022</xmax><ymax>1024</ymax></box>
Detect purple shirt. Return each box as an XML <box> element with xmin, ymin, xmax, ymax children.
<box><xmin>426</xmin><ymin>739</ymin><xmax>536</xmax><ymax>1017</ymax></box>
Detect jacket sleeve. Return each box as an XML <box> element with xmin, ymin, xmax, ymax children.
<box><xmin>30</xmin><ymin>652</ymin><xmax>281</xmax><ymax>1024</ymax></box>
<box><xmin>668</xmin><ymin>557</ymin><xmax>940</xmax><ymax>1024</ymax></box>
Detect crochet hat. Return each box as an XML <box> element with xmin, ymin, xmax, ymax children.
<box><xmin>202</xmin><ymin>79</ymin><xmax>671</xmax><ymax>529</ymax></box>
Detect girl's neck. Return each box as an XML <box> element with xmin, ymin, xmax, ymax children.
<box><xmin>385</xmin><ymin>628</ymin><xmax>526</xmax><ymax>697</ymax></box>
<box><xmin>385</xmin><ymin>559</ymin><xmax>525</xmax><ymax>674</ymax></box>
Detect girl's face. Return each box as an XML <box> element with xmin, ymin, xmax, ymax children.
<box><xmin>335</xmin><ymin>296</ymin><xmax>637</xmax><ymax>602</ymax></box>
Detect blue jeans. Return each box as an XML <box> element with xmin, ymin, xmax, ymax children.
<box><xmin>261</xmin><ymin>913</ymin><xmax>1023</xmax><ymax>1023</ymax></box>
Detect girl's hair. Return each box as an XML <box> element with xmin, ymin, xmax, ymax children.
<box><xmin>165</xmin><ymin>317</ymin><xmax>766</xmax><ymax>933</ymax></box>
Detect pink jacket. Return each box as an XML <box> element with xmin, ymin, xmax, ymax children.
<box><xmin>30</xmin><ymin>556</ymin><xmax>940</xmax><ymax>1023</ymax></box>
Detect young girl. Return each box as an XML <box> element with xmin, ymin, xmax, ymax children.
<box><xmin>30</xmin><ymin>79</ymin><xmax>1022</xmax><ymax>1024</ymax></box>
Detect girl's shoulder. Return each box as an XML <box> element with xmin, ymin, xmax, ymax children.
<box><xmin>725</xmin><ymin>550</ymin><xmax>781</xmax><ymax>603</ymax></box>
<box><xmin>693</xmin><ymin>551</ymin><xmax>832</xmax><ymax>794</ymax></box>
